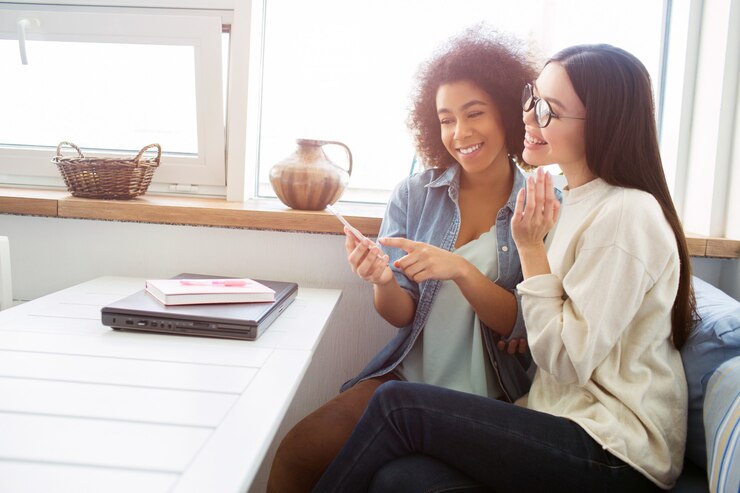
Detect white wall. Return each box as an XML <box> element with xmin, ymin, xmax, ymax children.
<box><xmin>1</xmin><ymin>213</ymin><xmax>738</xmax><ymax>492</ymax></box>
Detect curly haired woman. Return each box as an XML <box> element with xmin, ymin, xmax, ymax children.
<box><xmin>267</xmin><ymin>26</ymin><xmax>538</xmax><ymax>493</ymax></box>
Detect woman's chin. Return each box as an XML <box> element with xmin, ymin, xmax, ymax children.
<box><xmin>522</xmin><ymin>152</ymin><xmax>544</xmax><ymax>166</ymax></box>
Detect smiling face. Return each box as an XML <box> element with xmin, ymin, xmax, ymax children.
<box><xmin>436</xmin><ymin>80</ymin><xmax>509</xmax><ymax>177</ymax></box>
<box><xmin>523</xmin><ymin>63</ymin><xmax>588</xmax><ymax>180</ymax></box>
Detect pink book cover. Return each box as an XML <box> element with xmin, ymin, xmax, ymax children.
<box><xmin>145</xmin><ymin>278</ymin><xmax>276</xmax><ymax>305</ymax></box>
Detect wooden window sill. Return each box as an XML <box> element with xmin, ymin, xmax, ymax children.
<box><xmin>1</xmin><ymin>187</ymin><xmax>738</xmax><ymax>259</ymax></box>
<box><xmin>0</xmin><ymin>187</ymin><xmax>384</xmax><ymax>236</ymax></box>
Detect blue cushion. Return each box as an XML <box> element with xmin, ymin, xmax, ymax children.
<box><xmin>703</xmin><ymin>356</ymin><xmax>740</xmax><ymax>493</ymax></box>
<box><xmin>680</xmin><ymin>276</ymin><xmax>740</xmax><ymax>469</ymax></box>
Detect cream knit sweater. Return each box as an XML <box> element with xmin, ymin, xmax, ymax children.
<box><xmin>516</xmin><ymin>178</ymin><xmax>687</xmax><ymax>489</ymax></box>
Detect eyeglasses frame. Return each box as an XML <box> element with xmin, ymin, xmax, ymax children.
<box><xmin>522</xmin><ymin>82</ymin><xmax>586</xmax><ymax>128</ymax></box>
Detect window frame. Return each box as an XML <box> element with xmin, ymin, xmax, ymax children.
<box><xmin>0</xmin><ymin>2</ymin><xmax>233</xmax><ymax>194</ymax></box>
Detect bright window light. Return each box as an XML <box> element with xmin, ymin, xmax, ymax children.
<box><xmin>258</xmin><ymin>0</ymin><xmax>664</xmax><ymax>203</ymax></box>
<box><xmin>0</xmin><ymin>8</ymin><xmax>225</xmax><ymax>189</ymax></box>
<box><xmin>0</xmin><ymin>40</ymin><xmax>198</xmax><ymax>154</ymax></box>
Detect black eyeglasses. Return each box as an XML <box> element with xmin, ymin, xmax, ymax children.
<box><xmin>522</xmin><ymin>82</ymin><xmax>586</xmax><ymax>128</ymax></box>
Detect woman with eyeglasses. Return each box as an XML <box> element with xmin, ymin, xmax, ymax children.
<box><xmin>267</xmin><ymin>26</ymin><xmax>541</xmax><ymax>493</ymax></box>
<box><xmin>310</xmin><ymin>44</ymin><xmax>696</xmax><ymax>493</ymax></box>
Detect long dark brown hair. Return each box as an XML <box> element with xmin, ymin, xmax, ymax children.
<box><xmin>549</xmin><ymin>44</ymin><xmax>696</xmax><ymax>348</ymax></box>
<box><xmin>408</xmin><ymin>25</ymin><xmax>536</xmax><ymax>169</ymax></box>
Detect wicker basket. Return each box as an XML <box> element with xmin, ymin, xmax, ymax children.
<box><xmin>52</xmin><ymin>142</ymin><xmax>161</xmax><ymax>200</ymax></box>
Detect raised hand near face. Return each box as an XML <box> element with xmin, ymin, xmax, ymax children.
<box><xmin>511</xmin><ymin>167</ymin><xmax>560</xmax><ymax>250</ymax></box>
<box><xmin>378</xmin><ymin>237</ymin><xmax>467</xmax><ymax>284</ymax></box>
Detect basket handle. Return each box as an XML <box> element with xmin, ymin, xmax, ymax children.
<box><xmin>56</xmin><ymin>141</ymin><xmax>84</xmax><ymax>158</ymax></box>
<box><xmin>134</xmin><ymin>143</ymin><xmax>162</xmax><ymax>165</ymax></box>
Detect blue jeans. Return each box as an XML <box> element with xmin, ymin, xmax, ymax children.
<box><xmin>312</xmin><ymin>381</ymin><xmax>661</xmax><ymax>493</ymax></box>
<box><xmin>368</xmin><ymin>455</ymin><xmax>489</xmax><ymax>493</ymax></box>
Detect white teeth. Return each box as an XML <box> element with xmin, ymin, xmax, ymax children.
<box><xmin>459</xmin><ymin>143</ymin><xmax>482</xmax><ymax>155</ymax></box>
<box><xmin>525</xmin><ymin>132</ymin><xmax>546</xmax><ymax>145</ymax></box>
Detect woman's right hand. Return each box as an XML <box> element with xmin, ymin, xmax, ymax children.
<box><xmin>345</xmin><ymin>228</ymin><xmax>394</xmax><ymax>285</ymax></box>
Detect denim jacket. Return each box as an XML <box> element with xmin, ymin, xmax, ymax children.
<box><xmin>341</xmin><ymin>162</ymin><xmax>535</xmax><ymax>402</ymax></box>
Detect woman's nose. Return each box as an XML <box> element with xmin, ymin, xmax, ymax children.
<box><xmin>522</xmin><ymin>108</ymin><xmax>535</xmax><ymax>126</ymax></box>
<box><xmin>454</xmin><ymin>121</ymin><xmax>472</xmax><ymax>139</ymax></box>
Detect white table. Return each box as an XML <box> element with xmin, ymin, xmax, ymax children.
<box><xmin>0</xmin><ymin>276</ymin><xmax>341</xmax><ymax>493</ymax></box>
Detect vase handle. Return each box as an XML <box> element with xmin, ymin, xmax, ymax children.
<box><xmin>321</xmin><ymin>141</ymin><xmax>353</xmax><ymax>177</ymax></box>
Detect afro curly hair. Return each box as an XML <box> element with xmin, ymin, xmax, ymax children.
<box><xmin>408</xmin><ymin>25</ymin><xmax>536</xmax><ymax>170</ymax></box>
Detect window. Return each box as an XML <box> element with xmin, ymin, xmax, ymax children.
<box><xmin>256</xmin><ymin>0</ymin><xmax>665</xmax><ymax>203</ymax></box>
<box><xmin>660</xmin><ymin>0</ymin><xmax>740</xmax><ymax>237</ymax></box>
<box><xmin>0</xmin><ymin>3</ymin><xmax>227</xmax><ymax>193</ymax></box>
<box><xmin>2</xmin><ymin>1</ymin><xmax>737</xmax><ymax>239</ymax></box>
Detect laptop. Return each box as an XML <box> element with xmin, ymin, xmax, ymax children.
<box><xmin>101</xmin><ymin>274</ymin><xmax>298</xmax><ymax>340</ymax></box>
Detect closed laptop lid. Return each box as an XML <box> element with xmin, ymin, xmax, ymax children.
<box><xmin>101</xmin><ymin>276</ymin><xmax>298</xmax><ymax>328</ymax></box>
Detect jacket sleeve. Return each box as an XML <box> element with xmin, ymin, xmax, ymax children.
<box><xmin>505</xmin><ymin>289</ymin><xmax>527</xmax><ymax>340</ymax></box>
<box><xmin>378</xmin><ymin>178</ymin><xmax>419</xmax><ymax>302</ymax></box>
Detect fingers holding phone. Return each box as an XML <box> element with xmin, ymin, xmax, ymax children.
<box><xmin>327</xmin><ymin>205</ymin><xmax>391</xmax><ymax>284</ymax></box>
<box><xmin>345</xmin><ymin>227</ymin><xmax>393</xmax><ymax>285</ymax></box>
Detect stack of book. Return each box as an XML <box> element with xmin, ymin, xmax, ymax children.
<box><xmin>145</xmin><ymin>278</ymin><xmax>275</xmax><ymax>306</ymax></box>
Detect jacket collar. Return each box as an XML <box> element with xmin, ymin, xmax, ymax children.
<box><xmin>426</xmin><ymin>164</ymin><xmax>460</xmax><ymax>190</ymax></box>
<box><xmin>425</xmin><ymin>159</ymin><xmax>525</xmax><ymax>212</ymax></box>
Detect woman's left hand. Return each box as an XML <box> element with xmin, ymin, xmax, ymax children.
<box><xmin>511</xmin><ymin>168</ymin><xmax>560</xmax><ymax>249</ymax></box>
<box><xmin>497</xmin><ymin>338</ymin><xmax>528</xmax><ymax>354</ymax></box>
<box><xmin>379</xmin><ymin>237</ymin><xmax>467</xmax><ymax>284</ymax></box>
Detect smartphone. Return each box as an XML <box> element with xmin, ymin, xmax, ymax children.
<box><xmin>326</xmin><ymin>205</ymin><xmax>388</xmax><ymax>262</ymax></box>
<box><xmin>325</xmin><ymin>204</ymin><xmax>368</xmax><ymax>242</ymax></box>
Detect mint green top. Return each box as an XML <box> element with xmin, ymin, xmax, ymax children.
<box><xmin>396</xmin><ymin>226</ymin><xmax>504</xmax><ymax>399</ymax></box>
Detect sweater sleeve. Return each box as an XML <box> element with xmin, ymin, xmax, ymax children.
<box><xmin>517</xmin><ymin>244</ymin><xmax>655</xmax><ymax>386</ymax></box>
